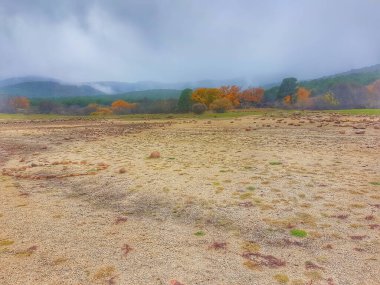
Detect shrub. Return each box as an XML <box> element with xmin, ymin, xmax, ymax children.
<box><xmin>192</xmin><ymin>103</ymin><xmax>207</xmax><ymax>114</ymax></box>
<box><xmin>209</xmin><ymin>98</ymin><xmax>233</xmax><ymax>113</ymax></box>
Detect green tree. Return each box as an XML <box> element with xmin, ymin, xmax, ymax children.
<box><xmin>177</xmin><ymin>88</ymin><xmax>193</xmax><ymax>112</ymax></box>
<box><xmin>277</xmin><ymin>77</ymin><xmax>298</xmax><ymax>101</ymax></box>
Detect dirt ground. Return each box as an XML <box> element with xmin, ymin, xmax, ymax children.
<box><xmin>0</xmin><ymin>112</ymin><xmax>379</xmax><ymax>285</ymax></box>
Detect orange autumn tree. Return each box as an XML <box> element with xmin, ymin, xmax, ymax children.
<box><xmin>239</xmin><ymin>87</ymin><xmax>264</xmax><ymax>107</ymax></box>
<box><xmin>219</xmin><ymin>85</ymin><xmax>241</xmax><ymax>107</ymax></box>
<box><xmin>283</xmin><ymin>95</ymin><xmax>292</xmax><ymax>105</ymax></box>
<box><xmin>111</xmin><ymin>100</ymin><xmax>137</xmax><ymax>114</ymax></box>
<box><xmin>296</xmin><ymin>87</ymin><xmax>311</xmax><ymax>102</ymax></box>
<box><xmin>191</xmin><ymin>88</ymin><xmax>221</xmax><ymax>107</ymax></box>
<box><xmin>295</xmin><ymin>87</ymin><xmax>311</xmax><ymax>108</ymax></box>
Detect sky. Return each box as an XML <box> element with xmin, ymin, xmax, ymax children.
<box><xmin>1</xmin><ymin>0</ymin><xmax>380</xmax><ymax>84</ymax></box>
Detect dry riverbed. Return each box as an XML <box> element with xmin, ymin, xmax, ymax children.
<box><xmin>0</xmin><ymin>112</ymin><xmax>379</xmax><ymax>285</ymax></box>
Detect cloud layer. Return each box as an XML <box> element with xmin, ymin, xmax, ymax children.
<box><xmin>1</xmin><ymin>0</ymin><xmax>379</xmax><ymax>84</ymax></box>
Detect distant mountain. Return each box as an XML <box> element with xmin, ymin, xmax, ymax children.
<box><xmin>0</xmin><ymin>76</ymin><xmax>253</xmax><ymax>98</ymax></box>
<box><xmin>0</xmin><ymin>81</ymin><xmax>104</xmax><ymax>98</ymax></box>
<box><xmin>0</xmin><ymin>76</ymin><xmax>59</xmax><ymax>88</ymax></box>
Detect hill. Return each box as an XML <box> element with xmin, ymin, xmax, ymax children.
<box><xmin>0</xmin><ymin>81</ymin><xmax>104</xmax><ymax>98</ymax></box>
<box><xmin>299</xmin><ymin>64</ymin><xmax>380</xmax><ymax>95</ymax></box>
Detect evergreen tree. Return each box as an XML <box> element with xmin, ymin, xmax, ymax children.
<box><xmin>177</xmin><ymin>88</ymin><xmax>193</xmax><ymax>112</ymax></box>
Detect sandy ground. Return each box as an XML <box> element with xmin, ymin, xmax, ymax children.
<box><xmin>0</xmin><ymin>112</ymin><xmax>379</xmax><ymax>285</ymax></box>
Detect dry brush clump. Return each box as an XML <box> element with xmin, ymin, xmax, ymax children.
<box><xmin>242</xmin><ymin>252</ymin><xmax>286</xmax><ymax>268</ymax></box>
<box><xmin>192</xmin><ymin>103</ymin><xmax>207</xmax><ymax>114</ymax></box>
<box><xmin>1</xmin><ymin>160</ymin><xmax>109</xmax><ymax>180</ymax></box>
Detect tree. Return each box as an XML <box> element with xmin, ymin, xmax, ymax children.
<box><xmin>111</xmin><ymin>100</ymin><xmax>137</xmax><ymax>114</ymax></box>
<box><xmin>191</xmin><ymin>88</ymin><xmax>221</xmax><ymax>107</ymax></box>
<box><xmin>38</xmin><ymin>100</ymin><xmax>60</xmax><ymax>114</ymax></box>
<box><xmin>9</xmin><ymin>96</ymin><xmax>30</xmax><ymax>111</ymax></box>
<box><xmin>367</xmin><ymin>79</ymin><xmax>380</xmax><ymax>94</ymax></box>
<box><xmin>322</xmin><ymin>91</ymin><xmax>339</xmax><ymax>106</ymax></box>
<box><xmin>295</xmin><ymin>87</ymin><xmax>311</xmax><ymax>108</ymax></box>
<box><xmin>83</xmin><ymin>103</ymin><xmax>99</xmax><ymax>115</ymax></box>
<box><xmin>177</xmin><ymin>88</ymin><xmax>193</xmax><ymax>112</ymax></box>
<box><xmin>277</xmin><ymin>77</ymin><xmax>298</xmax><ymax>101</ymax></box>
<box><xmin>219</xmin><ymin>85</ymin><xmax>241</xmax><ymax>107</ymax></box>
<box><xmin>239</xmin><ymin>87</ymin><xmax>264</xmax><ymax>107</ymax></box>
<box><xmin>209</xmin><ymin>98</ymin><xmax>233</xmax><ymax>113</ymax></box>
<box><xmin>91</xmin><ymin>107</ymin><xmax>113</xmax><ymax>116</ymax></box>
<box><xmin>283</xmin><ymin>95</ymin><xmax>292</xmax><ymax>105</ymax></box>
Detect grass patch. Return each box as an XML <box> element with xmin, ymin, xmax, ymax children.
<box><xmin>246</xmin><ymin>186</ymin><xmax>256</xmax><ymax>191</ymax></box>
<box><xmin>0</xmin><ymin>239</ymin><xmax>14</xmax><ymax>246</ymax></box>
<box><xmin>194</xmin><ymin>231</ymin><xmax>206</xmax><ymax>237</ymax></box>
<box><xmin>242</xmin><ymin>241</ymin><xmax>261</xmax><ymax>253</ymax></box>
<box><xmin>370</xmin><ymin>182</ymin><xmax>380</xmax><ymax>186</ymax></box>
<box><xmin>93</xmin><ymin>266</ymin><xmax>116</xmax><ymax>280</ymax></box>
<box><xmin>240</xmin><ymin>193</ymin><xmax>253</xmax><ymax>200</ymax></box>
<box><xmin>269</xmin><ymin>161</ymin><xmax>282</xmax><ymax>165</ymax></box>
<box><xmin>274</xmin><ymin>273</ymin><xmax>289</xmax><ymax>284</ymax></box>
<box><xmin>290</xmin><ymin>229</ymin><xmax>308</xmax><ymax>238</ymax></box>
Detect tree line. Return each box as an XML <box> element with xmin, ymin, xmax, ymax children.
<box><xmin>1</xmin><ymin>77</ymin><xmax>379</xmax><ymax>115</ymax></box>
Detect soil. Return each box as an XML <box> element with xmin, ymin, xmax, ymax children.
<box><xmin>0</xmin><ymin>113</ymin><xmax>379</xmax><ymax>285</ymax></box>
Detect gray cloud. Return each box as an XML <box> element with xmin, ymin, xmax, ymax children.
<box><xmin>0</xmin><ymin>0</ymin><xmax>379</xmax><ymax>84</ymax></box>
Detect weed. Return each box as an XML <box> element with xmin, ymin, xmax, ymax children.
<box><xmin>270</xmin><ymin>161</ymin><xmax>282</xmax><ymax>165</ymax></box>
<box><xmin>122</xmin><ymin>244</ymin><xmax>132</xmax><ymax>256</ymax></box>
<box><xmin>242</xmin><ymin>241</ymin><xmax>261</xmax><ymax>253</ymax></box>
<box><xmin>93</xmin><ymin>266</ymin><xmax>115</xmax><ymax>280</ymax></box>
<box><xmin>305</xmin><ymin>261</ymin><xmax>324</xmax><ymax>270</ymax></box>
<box><xmin>0</xmin><ymin>239</ymin><xmax>14</xmax><ymax>246</ymax></box>
<box><xmin>274</xmin><ymin>274</ymin><xmax>289</xmax><ymax>284</ymax></box>
<box><xmin>304</xmin><ymin>270</ymin><xmax>322</xmax><ymax>281</ymax></box>
<box><xmin>242</xmin><ymin>252</ymin><xmax>286</xmax><ymax>268</ymax></box>
<box><xmin>114</xmin><ymin>216</ymin><xmax>128</xmax><ymax>224</ymax></box>
<box><xmin>15</xmin><ymin>245</ymin><xmax>37</xmax><ymax>257</ymax></box>
<box><xmin>290</xmin><ymin>229</ymin><xmax>308</xmax><ymax>238</ymax></box>
<box><xmin>239</xmin><ymin>193</ymin><xmax>253</xmax><ymax>200</ymax></box>
<box><xmin>194</xmin><ymin>231</ymin><xmax>205</xmax><ymax>237</ymax></box>
<box><xmin>243</xmin><ymin>260</ymin><xmax>262</xmax><ymax>271</ymax></box>
<box><xmin>208</xmin><ymin>242</ymin><xmax>227</xmax><ymax>250</ymax></box>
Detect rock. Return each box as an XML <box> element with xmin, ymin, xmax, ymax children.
<box><xmin>353</xmin><ymin>124</ymin><xmax>366</xmax><ymax>129</ymax></box>
<box><xmin>149</xmin><ymin>151</ymin><xmax>161</xmax><ymax>158</ymax></box>
<box><xmin>374</xmin><ymin>125</ymin><xmax>380</xmax><ymax>130</ymax></box>
<box><xmin>339</xmin><ymin>130</ymin><xmax>346</xmax><ymax>134</ymax></box>
<box><xmin>355</xmin><ymin>130</ymin><xmax>365</xmax><ymax>134</ymax></box>
<box><xmin>119</xmin><ymin>167</ymin><xmax>126</xmax><ymax>174</ymax></box>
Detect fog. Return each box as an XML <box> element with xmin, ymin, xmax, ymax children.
<box><xmin>1</xmin><ymin>0</ymin><xmax>379</xmax><ymax>84</ymax></box>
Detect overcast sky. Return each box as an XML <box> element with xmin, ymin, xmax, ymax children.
<box><xmin>1</xmin><ymin>0</ymin><xmax>379</xmax><ymax>84</ymax></box>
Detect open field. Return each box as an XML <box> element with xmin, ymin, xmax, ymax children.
<box><xmin>0</xmin><ymin>111</ymin><xmax>379</xmax><ymax>285</ymax></box>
